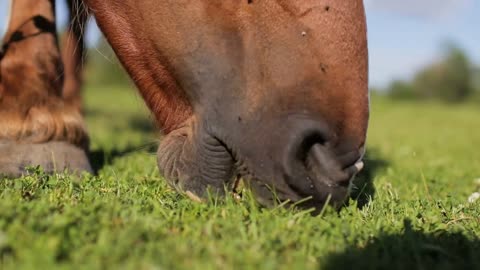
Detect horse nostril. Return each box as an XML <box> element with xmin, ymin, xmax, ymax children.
<box><xmin>306</xmin><ymin>143</ymin><xmax>364</xmax><ymax>187</ymax></box>
<box><xmin>281</xmin><ymin>121</ymin><xmax>334</xmax><ymax>196</ymax></box>
<box><xmin>297</xmin><ymin>133</ymin><xmax>328</xmax><ymax>163</ymax></box>
<box><xmin>306</xmin><ymin>143</ymin><xmax>348</xmax><ymax>185</ymax></box>
<box><xmin>279</xmin><ymin>117</ymin><xmax>363</xmax><ymax>203</ymax></box>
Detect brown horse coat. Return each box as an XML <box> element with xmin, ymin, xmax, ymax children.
<box><xmin>1</xmin><ymin>0</ymin><xmax>369</xmax><ymax>209</ymax></box>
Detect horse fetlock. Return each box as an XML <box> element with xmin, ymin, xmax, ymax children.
<box><xmin>0</xmin><ymin>101</ymin><xmax>89</xmax><ymax>150</ymax></box>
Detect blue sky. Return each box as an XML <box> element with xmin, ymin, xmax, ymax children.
<box><xmin>1</xmin><ymin>1</ymin><xmax>478</xmax><ymax>87</ymax></box>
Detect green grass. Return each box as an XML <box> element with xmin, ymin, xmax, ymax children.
<box><xmin>1</xmin><ymin>85</ymin><xmax>480</xmax><ymax>270</ymax></box>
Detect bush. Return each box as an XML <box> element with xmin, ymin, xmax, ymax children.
<box><xmin>414</xmin><ymin>43</ymin><xmax>473</xmax><ymax>102</ymax></box>
<box><xmin>388</xmin><ymin>80</ymin><xmax>416</xmax><ymax>100</ymax></box>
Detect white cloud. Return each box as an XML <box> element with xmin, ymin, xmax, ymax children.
<box><xmin>365</xmin><ymin>0</ymin><xmax>474</xmax><ymax>21</ymax></box>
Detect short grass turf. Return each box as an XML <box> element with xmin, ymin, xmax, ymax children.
<box><xmin>1</xmin><ymin>86</ymin><xmax>480</xmax><ymax>270</ymax></box>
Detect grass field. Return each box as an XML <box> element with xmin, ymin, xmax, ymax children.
<box><xmin>1</xmin><ymin>85</ymin><xmax>480</xmax><ymax>270</ymax></box>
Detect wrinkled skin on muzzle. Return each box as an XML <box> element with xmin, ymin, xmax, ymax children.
<box><xmin>87</xmin><ymin>0</ymin><xmax>369</xmax><ymax>209</ymax></box>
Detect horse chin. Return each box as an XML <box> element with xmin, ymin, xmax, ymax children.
<box><xmin>157</xmin><ymin>120</ymin><xmax>235</xmax><ymax>199</ymax></box>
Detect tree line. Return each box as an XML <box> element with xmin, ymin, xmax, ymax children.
<box><xmin>378</xmin><ymin>42</ymin><xmax>480</xmax><ymax>103</ymax></box>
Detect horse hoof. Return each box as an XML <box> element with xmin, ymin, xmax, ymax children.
<box><xmin>0</xmin><ymin>141</ymin><xmax>92</xmax><ymax>178</ymax></box>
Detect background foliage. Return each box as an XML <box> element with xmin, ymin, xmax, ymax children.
<box><xmin>384</xmin><ymin>42</ymin><xmax>480</xmax><ymax>103</ymax></box>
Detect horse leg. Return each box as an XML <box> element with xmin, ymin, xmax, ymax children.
<box><xmin>61</xmin><ymin>0</ymin><xmax>88</xmax><ymax>111</ymax></box>
<box><xmin>0</xmin><ymin>0</ymin><xmax>92</xmax><ymax>178</ymax></box>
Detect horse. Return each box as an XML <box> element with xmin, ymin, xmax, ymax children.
<box><xmin>0</xmin><ymin>0</ymin><xmax>369</xmax><ymax>209</ymax></box>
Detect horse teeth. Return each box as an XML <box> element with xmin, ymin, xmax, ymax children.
<box><xmin>354</xmin><ymin>161</ymin><xmax>364</xmax><ymax>172</ymax></box>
